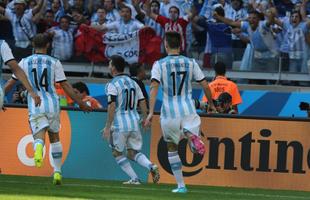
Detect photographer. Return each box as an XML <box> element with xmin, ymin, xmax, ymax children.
<box><xmin>299</xmin><ymin>102</ymin><xmax>310</xmax><ymax>117</ymax></box>
<box><xmin>12</xmin><ymin>83</ymin><xmax>27</xmax><ymax>104</ymax></box>
<box><xmin>194</xmin><ymin>92</ymin><xmax>237</xmax><ymax>114</ymax></box>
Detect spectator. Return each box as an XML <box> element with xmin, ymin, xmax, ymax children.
<box><xmin>214</xmin><ymin>9</ymin><xmax>279</xmax><ymax>73</ymax></box>
<box><xmin>277</xmin><ymin>9</ymin><xmax>310</xmax><ymax>73</ymax></box>
<box><xmin>36</xmin><ymin>9</ymin><xmax>59</xmax><ymax>33</ymax></box>
<box><xmin>47</xmin><ymin>16</ymin><xmax>74</xmax><ymax>61</ymax></box>
<box><xmin>91</xmin><ymin>7</ymin><xmax>107</xmax><ymax>26</ymax></box>
<box><xmin>225</xmin><ymin>0</ymin><xmax>248</xmax><ymax>60</ymax></box>
<box><xmin>72</xmin><ymin>81</ymin><xmax>103</xmax><ymax>109</ymax></box>
<box><xmin>129</xmin><ymin>63</ymin><xmax>149</xmax><ymax>106</ymax></box>
<box><xmin>99</xmin><ymin>6</ymin><xmax>144</xmax><ymax>34</ymax></box>
<box><xmin>0</xmin><ymin>0</ymin><xmax>44</xmax><ymax>59</ymax></box>
<box><xmin>146</xmin><ymin>1</ymin><xmax>190</xmax><ymax>54</ymax></box>
<box><xmin>202</xmin><ymin>61</ymin><xmax>242</xmax><ymax>113</ymax></box>
<box><xmin>51</xmin><ymin>0</ymin><xmax>67</xmax><ymax>22</ymax></box>
<box><xmin>195</xmin><ymin>5</ymin><xmax>233</xmax><ymax>68</ymax></box>
<box><xmin>91</xmin><ymin>0</ymin><xmax>120</xmax><ymax>23</ymax></box>
<box><xmin>133</xmin><ymin>0</ymin><xmax>164</xmax><ymax>37</ymax></box>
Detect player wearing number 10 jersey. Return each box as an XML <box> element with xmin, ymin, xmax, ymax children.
<box><xmin>145</xmin><ymin>31</ymin><xmax>216</xmax><ymax>193</ymax></box>
<box><xmin>5</xmin><ymin>34</ymin><xmax>91</xmax><ymax>185</ymax></box>
<box><xmin>102</xmin><ymin>55</ymin><xmax>159</xmax><ymax>185</ymax></box>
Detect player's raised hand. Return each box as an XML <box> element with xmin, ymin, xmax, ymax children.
<box><xmin>78</xmin><ymin>102</ymin><xmax>92</xmax><ymax>112</ymax></box>
<box><xmin>29</xmin><ymin>91</ymin><xmax>41</xmax><ymax>107</ymax></box>
<box><xmin>144</xmin><ymin>113</ymin><xmax>153</xmax><ymax>127</ymax></box>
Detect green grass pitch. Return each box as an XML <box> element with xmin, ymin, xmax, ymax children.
<box><xmin>0</xmin><ymin>175</ymin><xmax>309</xmax><ymax>200</ymax></box>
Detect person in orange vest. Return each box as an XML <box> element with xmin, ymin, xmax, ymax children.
<box><xmin>55</xmin><ymin>83</ymin><xmax>74</xmax><ymax>106</ymax></box>
<box><xmin>202</xmin><ymin>61</ymin><xmax>242</xmax><ymax>113</ymax></box>
<box><xmin>72</xmin><ymin>81</ymin><xmax>102</xmax><ymax>109</ymax></box>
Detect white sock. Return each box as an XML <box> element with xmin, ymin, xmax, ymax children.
<box><xmin>134</xmin><ymin>152</ymin><xmax>153</xmax><ymax>171</ymax></box>
<box><xmin>168</xmin><ymin>151</ymin><xmax>185</xmax><ymax>188</ymax></box>
<box><xmin>33</xmin><ymin>139</ymin><xmax>44</xmax><ymax>151</ymax></box>
<box><xmin>50</xmin><ymin>142</ymin><xmax>63</xmax><ymax>173</ymax></box>
<box><xmin>116</xmin><ymin>156</ymin><xmax>138</xmax><ymax>180</ymax></box>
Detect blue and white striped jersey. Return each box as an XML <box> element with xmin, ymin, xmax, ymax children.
<box><xmin>5</xmin><ymin>8</ymin><xmax>36</xmax><ymax>48</ymax></box>
<box><xmin>49</xmin><ymin>27</ymin><xmax>74</xmax><ymax>61</ymax></box>
<box><xmin>151</xmin><ymin>55</ymin><xmax>205</xmax><ymax>119</ymax></box>
<box><xmin>105</xmin><ymin>74</ymin><xmax>144</xmax><ymax>133</ymax></box>
<box><xmin>0</xmin><ymin>40</ymin><xmax>15</xmax><ymax>80</ymax></box>
<box><xmin>16</xmin><ymin>54</ymin><xmax>66</xmax><ymax>115</ymax></box>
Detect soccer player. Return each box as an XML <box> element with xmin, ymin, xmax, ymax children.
<box><xmin>0</xmin><ymin>39</ymin><xmax>40</xmax><ymax>109</ymax></box>
<box><xmin>4</xmin><ymin>34</ymin><xmax>92</xmax><ymax>185</ymax></box>
<box><xmin>144</xmin><ymin>31</ymin><xmax>216</xmax><ymax>193</ymax></box>
<box><xmin>102</xmin><ymin>55</ymin><xmax>159</xmax><ymax>184</ymax></box>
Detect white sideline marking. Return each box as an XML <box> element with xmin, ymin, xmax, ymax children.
<box><xmin>1</xmin><ymin>180</ymin><xmax>309</xmax><ymax>199</ymax></box>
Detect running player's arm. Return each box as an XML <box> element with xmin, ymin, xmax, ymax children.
<box><xmin>3</xmin><ymin>77</ymin><xmax>17</xmax><ymax>94</ymax></box>
<box><xmin>2</xmin><ymin>42</ymin><xmax>41</xmax><ymax>106</ymax></box>
<box><xmin>136</xmin><ymin>83</ymin><xmax>147</xmax><ymax>120</ymax></box>
<box><xmin>105</xmin><ymin>83</ymin><xmax>117</xmax><ymax>129</ymax></box>
<box><xmin>55</xmin><ymin>60</ymin><xmax>91</xmax><ymax>112</ymax></box>
<box><xmin>145</xmin><ymin>61</ymin><xmax>160</xmax><ymax>126</ymax></box>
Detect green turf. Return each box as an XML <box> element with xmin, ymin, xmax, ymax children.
<box><xmin>0</xmin><ymin>175</ymin><xmax>309</xmax><ymax>200</ymax></box>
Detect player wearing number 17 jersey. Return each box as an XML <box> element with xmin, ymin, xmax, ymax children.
<box><xmin>4</xmin><ymin>34</ymin><xmax>91</xmax><ymax>185</ymax></box>
<box><xmin>102</xmin><ymin>55</ymin><xmax>159</xmax><ymax>185</ymax></box>
<box><xmin>145</xmin><ymin>32</ymin><xmax>216</xmax><ymax>193</ymax></box>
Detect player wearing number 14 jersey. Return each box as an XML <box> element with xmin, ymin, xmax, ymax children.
<box><xmin>102</xmin><ymin>55</ymin><xmax>159</xmax><ymax>185</ymax></box>
<box><xmin>145</xmin><ymin>32</ymin><xmax>216</xmax><ymax>193</ymax></box>
<box><xmin>4</xmin><ymin>34</ymin><xmax>91</xmax><ymax>185</ymax></box>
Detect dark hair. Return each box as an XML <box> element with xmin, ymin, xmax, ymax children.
<box><xmin>291</xmin><ymin>10</ymin><xmax>302</xmax><ymax>20</ymax></box>
<box><xmin>121</xmin><ymin>6</ymin><xmax>131</xmax><ymax>15</ymax></box>
<box><xmin>164</xmin><ymin>31</ymin><xmax>181</xmax><ymax>49</ymax></box>
<box><xmin>32</xmin><ymin>33</ymin><xmax>49</xmax><ymax>48</ymax></box>
<box><xmin>72</xmin><ymin>81</ymin><xmax>90</xmax><ymax>95</ymax></box>
<box><xmin>248</xmin><ymin>10</ymin><xmax>264</xmax><ymax>20</ymax></box>
<box><xmin>214</xmin><ymin>61</ymin><xmax>226</xmax><ymax>75</ymax></box>
<box><xmin>46</xmin><ymin>9</ymin><xmax>54</xmax><ymax>14</ymax></box>
<box><xmin>129</xmin><ymin>63</ymin><xmax>142</xmax><ymax>77</ymax></box>
<box><xmin>151</xmin><ymin>0</ymin><xmax>160</xmax><ymax>8</ymax></box>
<box><xmin>59</xmin><ymin>15</ymin><xmax>71</xmax><ymax>22</ymax></box>
<box><xmin>169</xmin><ymin>6</ymin><xmax>180</xmax><ymax>15</ymax></box>
<box><xmin>215</xmin><ymin>6</ymin><xmax>225</xmax><ymax>17</ymax></box>
<box><xmin>111</xmin><ymin>55</ymin><xmax>126</xmax><ymax>72</ymax></box>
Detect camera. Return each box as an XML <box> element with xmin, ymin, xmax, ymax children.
<box><xmin>299</xmin><ymin>102</ymin><xmax>310</xmax><ymax>111</ymax></box>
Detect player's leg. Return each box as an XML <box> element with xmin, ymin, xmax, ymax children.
<box><xmin>47</xmin><ymin>112</ymin><xmax>62</xmax><ymax>185</ymax></box>
<box><xmin>161</xmin><ymin>118</ymin><xmax>187</xmax><ymax>193</ymax></box>
<box><xmin>126</xmin><ymin>131</ymin><xmax>160</xmax><ymax>183</ymax></box>
<box><xmin>29</xmin><ymin>114</ymin><xmax>49</xmax><ymax>168</ymax></box>
<box><xmin>111</xmin><ymin>131</ymin><xmax>139</xmax><ymax>184</ymax></box>
<box><xmin>48</xmin><ymin>132</ymin><xmax>62</xmax><ymax>185</ymax></box>
<box><xmin>182</xmin><ymin>114</ymin><xmax>205</xmax><ymax>155</ymax></box>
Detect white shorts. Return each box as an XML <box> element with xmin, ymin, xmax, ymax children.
<box><xmin>160</xmin><ymin>114</ymin><xmax>201</xmax><ymax>144</ymax></box>
<box><xmin>110</xmin><ymin>130</ymin><xmax>142</xmax><ymax>152</ymax></box>
<box><xmin>29</xmin><ymin>113</ymin><xmax>60</xmax><ymax>135</ymax></box>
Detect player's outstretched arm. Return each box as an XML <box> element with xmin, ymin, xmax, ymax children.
<box><xmin>144</xmin><ymin>80</ymin><xmax>159</xmax><ymax>127</ymax></box>
<box><xmin>199</xmin><ymin>79</ymin><xmax>216</xmax><ymax>113</ymax></box>
<box><xmin>8</xmin><ymin>60</ymin><xmax>41</xmax><ymax>107</ymax></box>
<box><xmin>3</xmin><ymin>78</ymin><xmax>17</xmax><ymax>94</ymax></box>
<box><xmin>60</xmin><ymin>81</ymin><xmax>92</xmax><ymax>112</ymax></box>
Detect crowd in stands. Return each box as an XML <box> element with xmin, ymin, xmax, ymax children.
<box><xmin>1</xmin><ymin>0</ymin><xmax>310</xmax><ymax>74</ymax></box>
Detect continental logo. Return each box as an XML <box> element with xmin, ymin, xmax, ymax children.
<box><xmin>0</xmin><ymin>108</ymin><xmax>71</xmax><ymax>176</ymax></box>
<box><xmin>158</xmin><ymin>129</ymin><xmax>310</xmax><ymax>176</ymax></box>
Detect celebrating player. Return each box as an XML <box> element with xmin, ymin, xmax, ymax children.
<box><xmin>102</xmin><ymin>55</ymin><xmax>159</xmax><ymax>184</ymax></box>
<box><xmin>145</xmin><ymin>31</ymin><xmax>216</xmax><ymax>193</ymax></box>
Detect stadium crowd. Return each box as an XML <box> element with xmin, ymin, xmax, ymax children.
<box><xmin>1</xmin><ymin>0</ymin><xmax>310</xmax><ymax>74</ymax></box>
